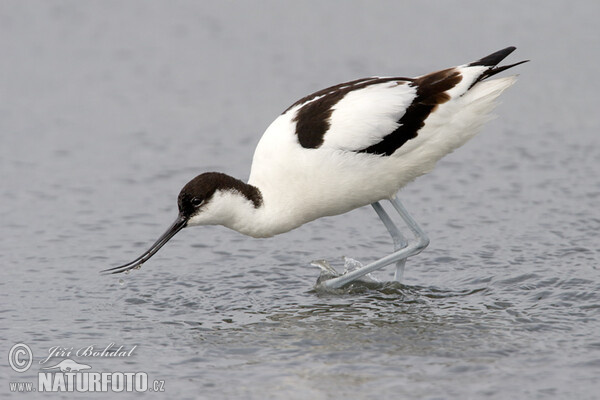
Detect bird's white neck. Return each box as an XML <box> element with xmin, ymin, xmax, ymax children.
<box><xmin>185</xmin><ymin>178</ymin><xmax>305</xmax><ymax>238</ymax></box>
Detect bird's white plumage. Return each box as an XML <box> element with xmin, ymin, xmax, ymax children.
<box><xmin>244</xmin><ymin>72</ymin><xmax>517</xmax><ymax>237</ymax></box>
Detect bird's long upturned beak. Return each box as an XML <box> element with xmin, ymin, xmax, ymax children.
<box><xmin>101</xmin><ymin>215</ymin><xmax>188</xmax><ymax>275</ymax></box>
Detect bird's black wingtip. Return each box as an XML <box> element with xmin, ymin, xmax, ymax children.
<box><xmin>470</xmin><ymin>46</ymin><xmax>518</xmax><ymax>67</ymax></box>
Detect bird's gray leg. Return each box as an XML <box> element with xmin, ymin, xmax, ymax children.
<box><xmin>321</xmin><ymin>196</ymin><xmax>429</xmax><ymax>289</ymax></box>
<box><xmin>389</xmin><ymin>196</ymin><xmax>429</xmax><ymax>245</ymax></box>
<box><xmin>371</xmin><ymin>201</ymin><xmax>408</xmax><ymax>282</ymax></box>
<box><xmin>389</xmin><ymin>196</ymin><xmax>431</xmax><ymax>281</ymax></box>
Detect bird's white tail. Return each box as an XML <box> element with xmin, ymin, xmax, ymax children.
<box><xmin>429</xmin><ymin>75</ymin><xmax>517</xmax><ymax>143</ymax></box>
<box><xmin>466</xmin><ymin>75</ymin><xmax>517</xmax><ymax>102</ymax></box>
<box><xmin>448</xmin><ymin>75</ymin><xmax>518</xmax><ymax>142</ymax></box>
<box><xmin>390</xmin><ymin>75</ymin><xmax>517</xmax><ymax>187</ymax></box>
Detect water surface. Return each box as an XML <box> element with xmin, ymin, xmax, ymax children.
<box><xmin>1</xmin><ymin>1</ymin><xmax>599</xmax><ymax>399</ymax></box>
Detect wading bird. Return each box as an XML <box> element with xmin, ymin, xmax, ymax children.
<box><xmin>103</xmin><ymin>47</ymin><xmax>526</xmax><ymax>288</ymax></box>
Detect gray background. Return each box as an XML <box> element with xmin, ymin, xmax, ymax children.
<box><xmin>2</xmin><ymin>1</ymin><xmax>599</xmax><ymax>399</ymax></box>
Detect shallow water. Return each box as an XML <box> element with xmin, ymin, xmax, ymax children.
<box><xmin>2</xmin><ymin>1</ymin><xmax>600</xmax><ymax>399</ymax></box>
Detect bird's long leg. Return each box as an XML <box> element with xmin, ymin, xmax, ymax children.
<box><xmin>371</xmin><ymin>201</ymin><xmax>408</xmax><ymax>282</ymax></box>
<box><xmin>389</xmin><ymin>196</ymin><xmax>429</xmax><ymax>245</ymax></box>
<box><xmin>389</xmin><ymin>196</ymin><xmax>430</xmax><ymax>281</ymax></box>
<box><xmin>321</xmin><ymin>196</ymin><xmax>429</xmax><ymax>288</ymax></box>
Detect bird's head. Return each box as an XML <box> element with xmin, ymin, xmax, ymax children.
<box><xmin>102</xmin><ymin>172</ymin><xmax>261</xmax><ymax>275</ymax></box>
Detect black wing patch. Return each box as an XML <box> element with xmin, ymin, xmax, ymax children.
<box><xmin>289</xmin><ymin>46</ymin><xmax>525</xmax><ymax>156</ymax></box>
<box><xmin>359</xmin><ymin>68</ymin><xmax>462</xmax><ymax>156</ymax></box>
<box><xmin>288</xmin><ymin>77</ymin><xmax>409</xmax><ymax>149</ymax></box>
<box><xmin>288</xmin><ymin>71</ymin><xmax>462</xmax><ymax>155</ymax></box>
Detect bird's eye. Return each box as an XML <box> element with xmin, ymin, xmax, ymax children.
<box><xmin>191</xmin><ymin>197</ymin><xmax>203</xmax><ymax>207</ymax></box>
